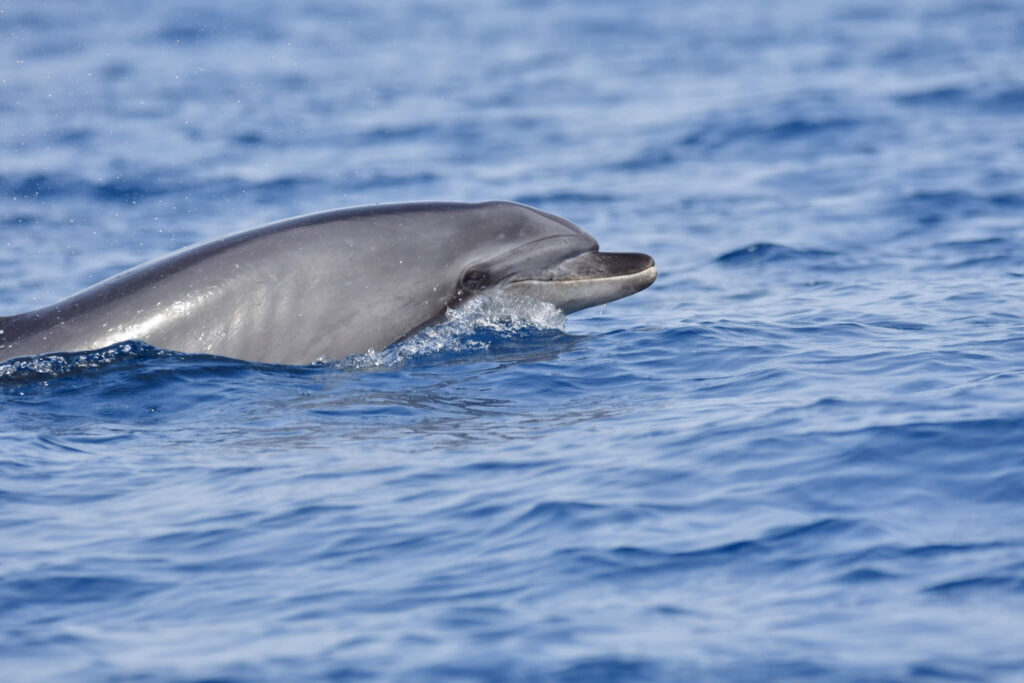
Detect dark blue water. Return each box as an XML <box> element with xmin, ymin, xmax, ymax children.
<box><xmin>4</xmin><ymin>1</ymin><xmax>1024</xmax><ymax>680</ymax></box>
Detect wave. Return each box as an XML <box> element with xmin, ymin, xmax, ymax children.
<box><xmin>715</xmin><ymin>242</ymin><xmax>839</xmax><ymax>265</ymax></box>
<box><xmin>0</xmin><ymin>341</ymin><xmax>172</xmax><ymax>383</ymax></box>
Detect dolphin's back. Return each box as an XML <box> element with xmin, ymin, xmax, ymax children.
<box><xmin>0</xmin><ymin>203</ymin><xmax>490</xmax><ymax>364</ymax></box>
<box><xmin>0</xmin><ymin>230</ymin><xmax>283</xmax><ymax>361</ymax></box>
<box><xmin>0</xmin><ymin>201</ymin><xmax>614</xmax><ymax>364</ymax></box>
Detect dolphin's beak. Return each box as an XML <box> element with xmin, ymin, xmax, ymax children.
<box><xmin>502</xmin><ymin>251</ymin><xmax>657</xmax><ymax>313</ymax></box>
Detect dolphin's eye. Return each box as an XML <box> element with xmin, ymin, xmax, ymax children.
<box><xmin>461</xmin><ymin>269</ymin><xmax>490</xmax><ymax>290</ymax></box>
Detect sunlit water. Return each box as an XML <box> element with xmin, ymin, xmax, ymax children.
<box><xmin>3</xmin><ymin>1</ymin><xmax>1024</xmax><ymax>680</ymax></box>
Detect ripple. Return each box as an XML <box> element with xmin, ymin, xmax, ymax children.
<box><xmin>0</xmin><ymin>575</ymin><xmax>167</xmax><ymax>609</ymax></box>
<box><xmin>715</xmin><ymin>242</ymin><xmax>839</xmax><ymax>265</ymax></box>
<box><xmin>926</xmin><ymin>576</ymin><xmax>1024</xmax><ymax>597</ymax></box>
<box><xmin>894</xmin><ymin>85</ymin><xmax>971</xmax><ymax>108</ymax></box>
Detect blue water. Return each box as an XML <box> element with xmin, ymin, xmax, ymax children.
<box><xmin>3</xmin><ymin>0</ymin><xmax>1024</xmax><ymax>680</ymax></box>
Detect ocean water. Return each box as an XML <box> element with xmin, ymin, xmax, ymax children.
<box><xmin>3</xmin><ymin>0</ymin><xmax>1024</xmax><ymax>680</ymax></box>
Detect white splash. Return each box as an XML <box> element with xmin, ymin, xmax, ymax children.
<box><xmin>0</xmin><ymin>342</ymin><xmax>158</xmax><ymax>381</ymax></box>
<box><xmin>340</xmin><ymin>294</ymin><xmax>565</xmax><ymax>369</ymax></box>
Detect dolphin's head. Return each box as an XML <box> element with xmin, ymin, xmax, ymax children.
<box><xmin>447</xmin><ymin>201</ymin><xmax>657</xmax><ymax>314</ymax></box>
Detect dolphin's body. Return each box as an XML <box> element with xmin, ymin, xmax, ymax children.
<box><xmin>0</xmin><ymin>201</ymin><xmax>656</xmax><ymax>364</ymax></box>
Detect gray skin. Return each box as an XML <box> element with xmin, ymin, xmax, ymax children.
<box><xmin>0</xmin><ymin>201</ymin><xmax>656</xmax><ymax>365</ymax></box>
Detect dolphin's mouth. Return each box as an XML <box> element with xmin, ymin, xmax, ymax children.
<box><xmin>531</xmin><ymin>251</ymin><xmax>655</xmax><ymax>281</ymax></box>
<box><xmin>502</xmin><ymin>251</ymin><xmax>657</xmax><ymax>313</ymax></box>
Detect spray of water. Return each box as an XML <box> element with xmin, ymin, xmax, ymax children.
<box><xmin>339</xmin><ymin>294</ymin><xmax>565</xmax><ymax>369</ymax></box>
<box><xmin>0</xmin><ymin>342</ymin><xmax>165</xmax><ymax>381</ymax></box>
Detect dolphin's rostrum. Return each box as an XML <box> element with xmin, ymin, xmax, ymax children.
<box><xmin>0</xmin><ymin>201</ymin><xmax>656</xmax><ymax>364</ymax></box>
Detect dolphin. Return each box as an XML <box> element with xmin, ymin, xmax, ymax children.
<box><xmin>0</xmin><ymin>201</ymin><xmax>656</xmax><ymax>365</ymax></box>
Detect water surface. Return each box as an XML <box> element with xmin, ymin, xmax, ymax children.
<box><xmin>3</xmin><ymin>1</ymin><xmax>1024</xmax><ymax>680</ymax></box>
